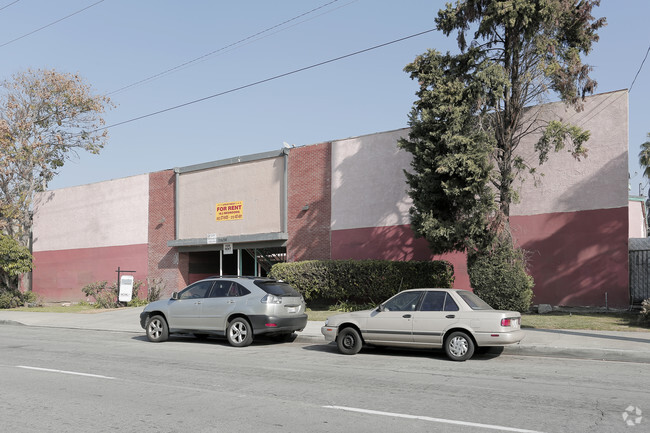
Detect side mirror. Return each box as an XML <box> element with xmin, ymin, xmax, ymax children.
<box><xmin>376</xmin><ymin>304</ymin><xmax>384</xmax><ymax>312</ymax></box>
<box><xmin>171</xmin><ymin>292</ymin><xmax>179</xmax><ymax>300</ymax></box>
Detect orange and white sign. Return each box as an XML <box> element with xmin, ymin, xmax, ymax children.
<box><xmin>216</xmin><ymin>201</ymin><xmax>243</xmax><ymax>221</ymax></box>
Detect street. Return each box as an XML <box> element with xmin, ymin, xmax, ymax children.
<box><xmin>0</xmin><ymin>326</ymin><xmax>647</xmax><ymax>433</ymax></box>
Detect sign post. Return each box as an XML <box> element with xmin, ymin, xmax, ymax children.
<box><xmin>116</xmin><ymin>267</ymin><xmax>137</xmax><ymax>305</ymax></box>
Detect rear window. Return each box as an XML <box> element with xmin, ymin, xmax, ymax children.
<box><xmin>254</xmin><ymin>281</ymin><xmax>301</xmax><ymax>297</ymax></box>
<box><xmin>457</xmin><ymin>291</ymin><xmax>493</xmax><ymax>310</ymax></box>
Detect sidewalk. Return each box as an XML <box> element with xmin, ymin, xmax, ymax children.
<box><xmin>1</xmin><ymin>308</ymin><xmax>650</xmax><ymax>363</ymax></box>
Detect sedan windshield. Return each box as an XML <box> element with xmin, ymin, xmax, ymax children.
<box><xmin>457</xmin><ymin>291</ymin><xmax>493</xmax><ymax>310</ymax></box>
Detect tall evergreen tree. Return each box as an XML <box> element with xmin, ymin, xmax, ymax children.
<box><xmin>400</xmin><ymin>0</ymin><xmax>605</xmax><ymax>253</ymax></box>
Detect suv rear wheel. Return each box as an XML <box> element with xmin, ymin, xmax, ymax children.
<box><xmin>227</xmin><ymin>317</ymin><xmax>253</xmax><ymax>347</ymax></box>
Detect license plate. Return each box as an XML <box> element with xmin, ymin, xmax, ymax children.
<box><xmin>287</xmin><ymin>307</ymin><xmax>297</xmax><ymax>313</ymax></box>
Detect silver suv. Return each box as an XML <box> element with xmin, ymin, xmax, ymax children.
<box><xmin>140</xmin><ymin>276</ymin><xmax>308</xmax><ymax>347</ymax></box>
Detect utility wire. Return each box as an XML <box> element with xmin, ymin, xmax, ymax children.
<box><xmin>0</xmin><ymin>0</ymin><xmax>21</xmax><ymax>12</ymax></box>
<box><xmin>108</xmin><ymin>0</ymin><xmax>348</xmax><ymax>95</ymax></box>
<box><xmin>97</xmin><ymin>29</ymin><xmax>436</xmax><ymax>132</ymax></box>
<box><xmin>630</xmin><ymin>40</ymin><xmax>650</xmax><ymax>92</ymax></box>
<box><xmin>0</xmin><ymin>0</ymin><xmax>104</xmax><ymax>48</ymax></box>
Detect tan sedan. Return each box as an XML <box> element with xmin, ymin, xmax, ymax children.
<box><xmin>321</xmin><ymin>288</ymin><xmax>524</xmax><ymax>361</ymax></box>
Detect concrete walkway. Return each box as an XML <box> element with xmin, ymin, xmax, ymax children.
<box><xmin>1</xmin><ymin>307</ymin><xmax>649</xmax><ymax>363</ymax></box>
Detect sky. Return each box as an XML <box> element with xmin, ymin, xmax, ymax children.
<box><xmin>0</xmin><ymin>0</ymin><xmax>648</xmax><ymax>194</ymax></box>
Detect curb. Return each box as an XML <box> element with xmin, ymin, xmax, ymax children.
<box><xmin>503</xmin><ymin>344</ymin><xmax>650</xmax><ymax>364</ymax></box>
<box><xmin>0</xmin><ymin>320</ymin><xmax>25</xmax><ymax>326</ymax></box>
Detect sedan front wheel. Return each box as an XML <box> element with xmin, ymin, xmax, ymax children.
<box><xmin>336</xmin><ymin>327</ymin><xmax>362</xmax><ymax>355</ymax></box>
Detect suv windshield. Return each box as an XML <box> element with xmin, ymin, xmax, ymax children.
<box><xmin>457</xmin><ymin>290</ymin><xmax>494</xmax><ymax>310</ymax></box>
<box><xmin>255</xmin><ymin>281</ymin><xmax>301</xmax><ymax>297</ymax></box>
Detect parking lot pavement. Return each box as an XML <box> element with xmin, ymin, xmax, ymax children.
<box><xmin>1</xmin><ymin>308</ymin><xmax>649</xmax><ymax>363</ymax></box>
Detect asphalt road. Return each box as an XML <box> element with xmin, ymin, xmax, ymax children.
<box><xmin>0</xmin><ymin>326</ymin><xmax>647</xmax><ymax>433</ymax></box>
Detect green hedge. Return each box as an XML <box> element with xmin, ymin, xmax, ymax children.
<box><xmin>269</xmin><ymin>259</ymin><xmax>454</xmax><ymax>307</ymax></box>
<box><xmin>467</xmin><ymin>242</ymin><xmax>534</xmax><ymax>313</ymax></box>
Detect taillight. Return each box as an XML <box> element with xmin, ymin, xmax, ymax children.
<box><xmin>261</xmin><ymin>294</ymin><xmax>282</xmax><ymax>304</ymax></box>
<box><xmin>501</xmin><ymin>318</ymin><xmax>512</xmax><ymax>327</ymax></box>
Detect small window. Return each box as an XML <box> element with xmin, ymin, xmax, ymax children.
<box><xmin>179</xmin><ymin>281</ymin><xmax>213</xmax><ymax>300</ymax></box>
<box><xmin>443</xmin><ymin>294</ymin><xmax>459</xmax><ymax>311</ymax></box>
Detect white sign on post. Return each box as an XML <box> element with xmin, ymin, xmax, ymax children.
<box><xmin>119</xmin><ymin>275</ymin><xmax>134</xmax><ymax>302</ymax></box>
<box><xmin>223</xmin><ymin>243</ymin><xmax>233</xmax><ymax>255</ymax></box>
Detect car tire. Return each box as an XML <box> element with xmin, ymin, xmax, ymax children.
<box><xmin>227</xmin><ymin>317</ymin><xmax>253</xmax><ymax>347</ymax></box>
<box><xmin>444</xmin><ymin>331</ymin><xmax>474</xmax><ymax>361</ymax></box>
<box><xmin>337</xmin><ymin>327</ymin><xmax>362</xmax><ymax>355</ymax></box>
<box><xmin>145</xmin><ymin>315</ymin><xmax>169</xmax><ymax>343</ymax></box>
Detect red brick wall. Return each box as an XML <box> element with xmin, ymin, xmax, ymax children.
<box><xmin>287</xmin><ymin>143</ymin><xmax>332</xmax><ymax>261</ymax></box>
<box><xmin>148</xmin><ymin>170</ymin><xmax>188</xmax><ymax>297</ymax></box>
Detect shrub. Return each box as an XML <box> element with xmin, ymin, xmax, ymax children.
<box><xmin>82</xmin><ymin>279</ymin><xmax>147</xmax><ymax>308</ymax></box>
<box><xmin>269</xmin><ymin>259</ymin><xmax>454</xmax><ymax>307</ymax></box>
<box><xmin>146</xmin><ymin>277</ymin><xmax>166</xmax><ymax>302</ymax></box>
<box><xmin>639</xmin><ymin>299</ymin><xmax>650</xmax><ymax>326</ymax></box>
<box><xmin>467</xmin><ymin>241</ymin><xmax>534</xmax><ymax>313</ymax></box>
<box><xmin>0</xmin><ymin>289</ymin><xmax>39</xmax><ymax>309</ymax></box>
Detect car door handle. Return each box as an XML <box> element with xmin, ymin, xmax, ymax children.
<box><xmin>446</xmin><ymin>314</ymin><xmax>455</xmax><ymax>319</ymax></box>
<box><xmin>402</xmin><ymin>314</ymin><xmax>412</xmax><ymax>318</ymax></box>
<box><xmin>227</xmin><ymin>300</ymin><xmax>235</xmax><ymax>304</ymax></box>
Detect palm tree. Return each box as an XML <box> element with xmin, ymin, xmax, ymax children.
<box><xmin>639</xmin><ymin>133</ymin><xmax>650</xmax><ymax>179</ymax></box>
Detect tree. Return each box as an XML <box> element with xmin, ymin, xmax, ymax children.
<box><xmin>0</xmin><ymin>69</ymin><xmax>112</xmax><ymax>252</ymax></box>
<box><xmin>0</xmin><ymin>234</ymin><xmax>32</xmax><ymax>294</ymax></box>
<box><xmin>400</xmin><ymin>0</ymin><xmax>605</xmax><ymax>253</ymax></box>
<box><xmin>639</xmin><ymin>133</ymin><xmax>650</xmax><ymax>180</ymax></box>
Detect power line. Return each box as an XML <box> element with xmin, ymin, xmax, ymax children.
<box><xmin>0</xmin><ymin>0</ymin><xmax>105</xmax><ymax>48</ymax></box>
<box><xmin>630</xmin><ymin>40</ymin><xmax>650</xmax><ymax>92</ymax></box>
<box><xmin>0</xmin><ymin>0</ymin><xmax>21</xmax><ymax>12</ymax></box>
<box><xmin>108</xmin><ymin>0</ymin><xmax>350</xmax><ymax>95</ymax></box>
<box><xmin>98</xmin><ymin>29</ymin><xmax>436</xmax><ymax>132</ymax></box>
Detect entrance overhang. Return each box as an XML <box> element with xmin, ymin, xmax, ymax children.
<box><xmin>167</xmin><ymin>232</ymin><xmax>288</xmax><ymax>252</ymax></box>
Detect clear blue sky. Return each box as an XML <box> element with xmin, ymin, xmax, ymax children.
<box><xmin>1</xmin><ymin>0</ymin><xmax>648</xmax><ymax>194</ymax></box>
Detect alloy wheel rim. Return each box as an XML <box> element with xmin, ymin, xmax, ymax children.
<box><xmin>149</xmin><ymin>320</ymin><xmax>161</xmax><ymax>339</ymax></box>
<box><xmin>230</xmin><ymin>322</ymin><xmax>247</xmax><ymax>343</ymax></box>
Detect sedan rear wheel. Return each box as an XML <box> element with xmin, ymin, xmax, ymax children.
<box><xmin>337</xmin><ymin>327</ymin><xmax>362</xmax><ymax>355</ymax></box>
<box><xmin>444</xmin><ymin>331</ymin><xmax>474</xmax><ymax>361</ymax></box>
<box><xmin>146</xmin><ymin>315</ymin><xmax>169</xmax><ymax>343</ymax></box>
<box><xmin>227</xmin><ymin>317</ymin><xmax>253</xmax><ymax>347</ymax></box>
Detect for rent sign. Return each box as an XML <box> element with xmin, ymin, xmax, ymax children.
<box><xmin>216</xmin><ymin>201</ymin><xmax>243</xmax><ymax>221</ymax></box>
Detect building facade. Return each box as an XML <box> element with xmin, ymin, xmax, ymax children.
<box><xmin>31</xmin><ymin>90</ymin><xmax>630</xmax><ymax>307</ymax></box>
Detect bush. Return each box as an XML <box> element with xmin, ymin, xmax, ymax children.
<box><xmin>269</xmin><ymin>259</ymin><xmax>454</xmax><ymax>308</ymax></box>
<box><xmin>82</xmin><ymin>279</ymin><xmax>146</xmax><ymax>308</ymax></box>
<box><xmin>639</xmin><ymin>299</ymin><xmax>650</xmax><ymax>326</ymax></box>
<box><xmin>0</xmin><ymin>289</ymin><xmax>39</xmax><ymax>309</ymax></box>
<box><xmin>146</xmin><ymin>277</ymin><xmax>166</xmax><ymax>302</ymax></box>
<box><xmin>467</xmin><ymin>241</ymin><xmax>534</xmax><ymax>313</ymax></box>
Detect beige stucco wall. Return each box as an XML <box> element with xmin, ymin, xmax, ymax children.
<box><xmin>331</xmin><ymin>129</ymin><xmax>413</xmax><ymax>231</ymax></box>
<box><xmin>510</xmin><ymin>90</ymin><xmax>628</xmax><ymax>216</ymax></box>
<box><xmin>32</xmin><ymin>174</ymin><xmax>150</xmax><ymax>251</ymax></box>
<box><xmin>177</xmin><ymin>157</ymin><xmax>284</xmax><ymax>239</ymax></box>
<box><xmin>628</xmin><ymin>199</ymin><xmax>647</xmax><ymax>238</ymax></box>
<box><xmin>331</xmin><ymin>91</ymin><xmax>628</xmax><ymax>231</ymax></box>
